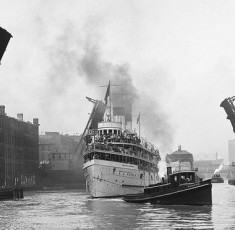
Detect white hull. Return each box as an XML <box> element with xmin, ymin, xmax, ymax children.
<box><xmin>83</xmin><ymin>159</ymin><xmax>159</xmax><ymax>198</ymax></box>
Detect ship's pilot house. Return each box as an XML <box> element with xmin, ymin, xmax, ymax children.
<box><xmin>167</xmin><ymin>167</ymin><xmax>196</xmax><ymax>185</ymax></box>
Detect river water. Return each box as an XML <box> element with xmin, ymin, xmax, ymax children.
<box><xmin>0</xmin><ymin>182</ymin><xmax>234</xmax><ymax>230</ymax></box>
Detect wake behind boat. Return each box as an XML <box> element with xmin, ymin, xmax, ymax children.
<box><xmin>123</xmin><ymin>167</ymin><xmax>212</xmax><ymax>205</ymax></box>
<box><xmin>81</xmin><ymin>81</ymin><xmax>161</xmax><ymax>198</ymax></box>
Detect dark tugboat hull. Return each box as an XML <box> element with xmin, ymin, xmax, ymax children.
<box><xmin>124</xmin><ymin>180</ymin><xmax>212</xmax><ymax>206</ymax></box>
<box><xmin>149</xmin><ymin>183</ymin><xmax>212</xmax><ymax>205</ymax></box>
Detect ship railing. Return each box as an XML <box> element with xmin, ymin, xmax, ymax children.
<box><xmin>84</xmin><ymin>143</ymin><xmax>161</xmax><ymax>161</ymax></box>
<box><xmin>86</xmin><ymin>132</ymin><xmax>160</xmax><ymax>155</ymax></box>
<box><xmin>84</xmin><ymin>148</ymin><xmax>160</xmax><ymax>166</ymax></box>
<box><xmin>92</xmin><ymin>138</ymin><xmax>160</xmax><ymax>155</ymax></box>
<box><xmin>83</xmin><ymin>155</ymin><xmax>159</xmax><ymax>172</ymax></box>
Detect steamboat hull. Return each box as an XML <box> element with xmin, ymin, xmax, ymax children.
<box><xmin>124</xmin><ymin>180</ymin><xmax>212</xmax><ymax>206</ymax></box>
<box><xmin>84</xmin><ymin>159</ymin><xmax>158</xmax><ymax>198</ymax></box>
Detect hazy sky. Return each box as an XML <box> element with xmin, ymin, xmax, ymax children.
<box><xmin>1</xmin><ymin>0</ymin><xmax>235</xmax><ymax>161</ymax></box>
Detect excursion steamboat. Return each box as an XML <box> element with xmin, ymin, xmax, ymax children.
<box><xmin>82</xmin><ymin>82</ymin><xmax>161</xmax><ymax>198</ymax></box>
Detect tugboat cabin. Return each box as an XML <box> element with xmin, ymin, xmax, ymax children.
<box><xmin>144</xmin><ymin>169</ymin><xmax>197</xmax><ymax>195</ymax></box>
<box><xmin>168</xmin><ymin>171</ymin><xmax>196</xmax><ymax>185</ymax></box>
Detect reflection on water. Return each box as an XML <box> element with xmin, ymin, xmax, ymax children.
<box><xmin>0</xmin><ymin>183</ymin><xmax>234</xmax><ymax>229</ymax></box>
<box><xmin>136</xmin><ymin>204</ymin><xmax>212</xmax><ymax>229</ymax></box>
<box><xmin>86</xmin><ymin>199</ymin><xmax>213</xmax><ymax>229</ymax></box>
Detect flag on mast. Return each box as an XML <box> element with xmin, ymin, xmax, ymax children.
<box><xmin>104</xmin><ymin>80</ymin><xmax>110</xmax><ymax>105</ymax></box>
<box><xmin>137</xmin><ymin>113</ymin><xmax>140</xmax><ymax>124</ymax></box>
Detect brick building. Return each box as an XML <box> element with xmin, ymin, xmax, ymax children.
<box><xmin>0</xmin><ymin>106</ymin><xmax>39</xmax><ymax>187</ymax></box>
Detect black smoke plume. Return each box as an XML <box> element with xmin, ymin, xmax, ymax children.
<box><xmin>42</xmin><ymin>18</ymin><xmax>174</xmax><ymax>153</ymax></box>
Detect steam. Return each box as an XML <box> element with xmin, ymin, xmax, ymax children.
<box><xmin>214</xmin><ymin>163</ymin><xmax>224</xmax><ymax>175</ymax></box>
<box><xmin>158</xmin><ymin>160</ymin><xmax>167</xmax><ymax>179</ymax></box>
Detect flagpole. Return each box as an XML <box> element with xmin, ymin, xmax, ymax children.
<box><xmin>109</xmin><ymin>80</ymin><xmax>112</xmax><ymax>121</ymax></box>
<box><xmin>139</xmin><ymin>113</ymin><xmax>140</xmax><ymax>138</ymax></box>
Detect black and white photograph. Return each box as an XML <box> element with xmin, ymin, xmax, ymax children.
<box><xmin>0</xmin><ymin>0</ymin><xmax>235</xmax><ymax>229</ymax></box>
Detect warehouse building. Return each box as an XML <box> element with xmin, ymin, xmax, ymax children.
<box><xmin>0</xmin><ymin>106</ymin><xmax>39</xmax><ymax>187</ymax></box>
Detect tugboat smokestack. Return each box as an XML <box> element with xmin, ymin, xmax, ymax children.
<box><xmin>167</xmin><ymin>166</ymin><xmax>172</xmax><ymax>178</ymax></box>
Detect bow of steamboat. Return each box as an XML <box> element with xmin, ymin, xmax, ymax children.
<box><xmin>83</xmin><ymin>120</ymin><xmax>161</xmax><ymax>198</ymax></box>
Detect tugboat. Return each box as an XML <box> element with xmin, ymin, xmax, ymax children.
<box><xmin>211</xmin><ymin>173</ymin><xmax>224</xmax><ymax>183</ymax></box>
<box><xmin>123</xmin><ymin>167</ymin><xmax>212</xmax><ymax>205</ymax></box>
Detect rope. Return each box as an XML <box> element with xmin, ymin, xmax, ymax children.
<box><xmin>93</xmin><ymin>176</ymin><xmax>144</xmax><ymax>193</ymax></box>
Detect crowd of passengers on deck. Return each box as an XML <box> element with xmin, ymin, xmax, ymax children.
<box><xmin>85</xmin><ymin>143</ymin><xmax>160</xmax><ymax>162</ymax></box>
<box><xmin>85</xmin><ymin>132</ymin><xmax>159</xmax><ymax>155</ymax></box>
<box><xmin>96</xmin><ymin>132</ymin><xmax>141</xmax><ymax>144</ymax></box>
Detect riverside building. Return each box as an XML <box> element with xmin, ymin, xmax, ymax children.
<box><xmin>0</xmin><ymin>106</ymin><xmax>39</xmax><ymax>187</ymax></box>
<box><xmin>39</xmin><ymin>132</ymin><xmax>84</xmax><ymax>187</ymax></box>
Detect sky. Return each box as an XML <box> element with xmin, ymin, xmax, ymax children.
<box><xmin>1</xmin><ymin>0</ymin><xmax>235</xmax><ymax>161</ymax></box>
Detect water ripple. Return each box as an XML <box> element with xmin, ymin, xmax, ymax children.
<box><xmin>0</xmin><ymin>184</ymin><xmax>235</xmax><ymax>229</ymax></box>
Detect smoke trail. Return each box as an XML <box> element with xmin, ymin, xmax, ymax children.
<box><xmin>39</xmin><ymin>17</ymin><xmax>173</xmax><ymax>153</ymax></box>
<box><xmin>77</xmin><ymin>20</ymin><xmax>173</xmax><ymax>153</ymax></box>
<box><xmin>134</xmin><ymin>92</ymin><xmax>174</xmax><ymax>153</ymax></box>
<box><xmin>214</xmin><ymin>163</ymin><xmax>224</xmax><ymax>175</ymax></box>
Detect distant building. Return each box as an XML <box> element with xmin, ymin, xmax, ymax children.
<box><xmin>39</xmin><ymin>132</ymin><xmax>85</xmax><ymax>187</ymax></box>
<box><xmin>0</xmin><ymin>106</ymin><xmax>39</xmax><ymax>187</ymax></box>
<box><xmin>39</xmin><ymin>132</ymin><xmax>80</xmax><ymax>169</ymax></box>
<box><xmin>166</xmin><ymin>146</ymin><xmax>194</xmax><ymax>171</ymax></box>
<box><xmin>194</xmin><ymin>159</ymin><xmax>223</xmax><ymax>173</ymax></box>
<box><xmin>228</xmin><ymin>139</ymin><xmax>235</xmax><ymax>165</ymax></box>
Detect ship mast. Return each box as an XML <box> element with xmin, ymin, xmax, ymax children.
<box><xmin>102</xmin><ymin>80</ymin><xmax>118</xmax><ymax>122</ymax></box>
<box><xmin>109</xmin><ymin>81</ymin><xmax>112</xmax><ymax>121</ymax></box>
<box><xmin>137</xmin><ymin>112</ymin><xmax>141</xmax><ymax>138</ymax></box>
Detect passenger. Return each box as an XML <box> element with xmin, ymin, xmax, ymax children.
<box><xmin>180</xmin><ymin>176</ymin><xmax>186</xmax><ymax>183</ymax></box>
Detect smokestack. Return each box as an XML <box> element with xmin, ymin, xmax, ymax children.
<box><xmin>167</xmin><ymin>166</ymin><xmax>172</xmax><ymax>176</ymax></box>
<box><xmin>178</xmin><ymin>145</ymin><xmax>181</xmax><ymax>151</ymax></box>
<box><xmin>17</xmin><ymin>113</ymin><xmax>23</xmax><ymax>121</ymax></box>
<box><xmin>0</xmin><ymin>105</ymin><xmax>5</xmax><ymax>115</ymax></box>
<box><xmin>33</xmin><ymin>118</ymin><xmax>39</xmax><ymax>126</ymax></box>
<box><xmin>167</xmin><ymin>166</ymin><xmax>172</xmax><ymax>182</ymax></box>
